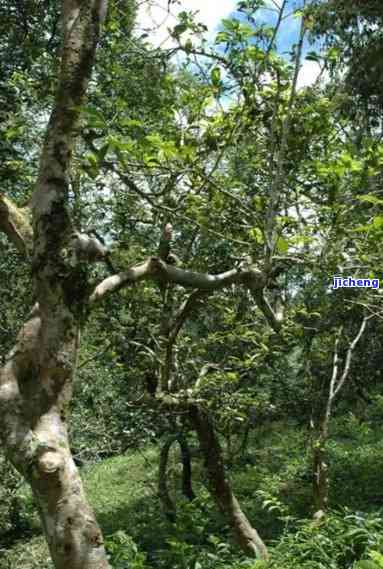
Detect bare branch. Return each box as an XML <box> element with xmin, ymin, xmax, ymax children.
<box><xmin>90</xmin><ymin>256</ymin><xmax>285</xmax><ymax>336</ymax></box>
<box><xmin>160</xmin><ymin>262</ymin><xmax>255</xmax><ymax>290</ymax></box>
<box><xmin>325</xmin><ymin>326</ymin><xmax>342</xmax><ymax>425</ymax></box>
<box><xmin>333</xmin><ymin>316</ymin><xmax>370</xmax><ymax>398</ymax></box>
<box><xmin>265</xmin><ymin>5</ymin><xmax>306</xmax><ymax>259</ymax></box>
<box><xmin>90</xmin><ymin>256</ymin><xmax>266</xmax><ymax>304</ymax></box>
<box><xmin>89</xmin><ymin>259</ymin><xmax>153</xmax><ymax>303</ymax></box>
<box><xmin>0</xmin><ymin>195</ymin><xmax>33</xmax><ymax>257</ymax></box>
<box><xmin>249</xmin><ymin>288</ymin><xmax>283</xmax><ymax>332</ymax></box>
<box><xmin>169</xmin><ymin>290</ymin><xmax>209</xmax><ymax>345</ymax></box>
<box><xmin>266</xmin><ymin>0</ymin><xmax>288</xmax><ymax>57</ymax></box>
<box><xmin>325</xmin><ymin>316</ymin><xmax>370</xmax><ymax>421</ymax></box>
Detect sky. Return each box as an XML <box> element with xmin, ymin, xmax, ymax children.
<box><xmin>137</xmin><ymin>0</ymin><xmax>236</xmax><ymax>46</ymax></box>
<box><xmin>136</xmin><ymin>0</ymin><xmax>322</xmax><ymax>88</ymax></box>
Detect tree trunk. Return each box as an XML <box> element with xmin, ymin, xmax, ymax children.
<box><xmin>0</xmin><ymin>308</ymin><xmax>110</xmax><ymax>568</ymax></box>
<box><xmin>310</xmin><ymin>320</ymin><xmax>368</xmax><ymax>518</ymax></box>
<box><xmin>312</xmin><ymin>423</ymin><xmax>328</xmax><ymax>516</ymax></box>
<box><xmin>158</xmin><ymin>433</ymin><xmax>195</xmax><ymax>520</ymax></box>
<box><xmin>189</xmin><ymin>405</ymin><xmax>268</xmax><ymax>559</ymax></box>
<box><xmin>312</xmin><ymin>442</ymin><xmax>328</xmax><ymax>516</ymax></box>
<box><xmin>158</xmin><ymin>437</ymin><xmax>177</xmax><ymax>522</ymax></box>
<box><xmin>0</xmin><ymin>2</ymin><xmax>112</xmax><ymax>566</ymax></box>
<box><xmin>178</xmin><ymin>434</ymin><xmax>195</xmax><ymax>501</ymax></box>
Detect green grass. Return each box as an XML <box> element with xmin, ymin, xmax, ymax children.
<box><xmin>0</xmin><ymin>446</ymin><xmax>205</xmax><ymax>568</ymax></box>
<box><xmin>0</xmin><ymin>450</ymin><xmax>159</xmax><ymax>569</ymax></box>
<box><xmin>2</xmin><ymin>416</ymin><xmax>383</xmax><ymax>568</ymax></box>
<box><xmin>84</xmin><ymin>448</ymin><xmax>159</xmax><ymax>534</ymax></box>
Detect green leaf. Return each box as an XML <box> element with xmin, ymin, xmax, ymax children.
<box><xmin>215</xmin><ymin>31</ymin><xmax>230</xmax><ymax>44</ymax></box>
<box><xmin>97</xmin><ymin>143</ymin><xmax>109</xmax><ymax>164</ymax></box>
<box><xmin>211</xmin><ymin>67</ymin><xmax>221</xmax><ymax>86</ymax></box>
<box><xmin>119</xmin><ymin>118</ymin><xmax>143</xmax><ymax>128</ymax></box>
<box><xmin>249</xmin><ymin>227</ymin><xmax>264</xmax><ymax>244</ymax></box>
<box><xmin>83</xmin><ymin>107</ymin><xmax>106</xmax><ymax>129</ymax></box>
<box><xmin>372</xmin><ymin>216</ymin><xmax>383</xmax><ymax>230</ymax></box>
<box><xmin>327</xmin><ymin>47</ymin><xmax>340</xmax><ymax>62</ymax></box>
<box><xmin>356</xmin><ymin>194</ymin><xmax>383</xmax><ymax>206</ymax></box>
<box><xmin>306</xmin><ymin>51</ymin><xmax>321</xmax><ymax>62</ymax></box>
<box><xmin>222</xmin><ymin>18</ymin><xmax>240</xmax><ymax>32</ymax></box>
<box><xmin>85</xmin><ymin>153</ymin><xmax>98</xmax><ymax>167</ymax></box>
<box><xmin>276</xmin><ymin>237</ymin><xmax>289</xmax><ymax>254</ymax></box>
<box><xmin>355</xmin><ymin>562</ymin><xmax>381</xmax><ymax>569</ymax></box>
<box><xmin>370</xmin><ymin>551</ymin><xmax>383</xmax><ymax>564</ymax></box>
<box><xmin>226</xmin><ymin>372</ymin><xmax>239</xmax><ymax>382</ymax></box>
<box><xmin>172</xmin><ymin>23</ymin><xmax>188</xmax><ymax>38</ymax></box>
<box><xmin>184</xmin><ymin>39</ymin><xmax>193</xmax><ymax>53</ymax></box>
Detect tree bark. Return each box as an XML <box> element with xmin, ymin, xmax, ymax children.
<box><xmin>312</xmin><ymin>426</ymin><xmax>328</xmax><ymax>516</ymax></box>
<box><xmin>158</xmin><ymin>434</ymin><xmax>195</xmax><ymax>521</ymax></box>
<box><xmin>0</xmin><ymin>1</ymin><xmax>111</xmax><ymax>567</ymax></box>
<box><xmin>178</xmin><ymin>434</ymin><xmax>195</xmax><ymax>502</ymax></box>
<box><xmin>0</xmin><ymin>307</ymin><xmax>110</xmax><ymax>568</ymax></box>
<box><xmin>158</xmin><ymin>437</ymin><xmax>177</xmax><ymax>522</ymax></box>
<box><xmin>189</xmin><ymin>405</ymin><xmax>268</xmax><ymax>559</ymax></box>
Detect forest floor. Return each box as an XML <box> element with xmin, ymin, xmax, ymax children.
<box><xmin>2</xmin><ymin>417</ymin><xmax>383</xmax><ymax>569</ymax></box>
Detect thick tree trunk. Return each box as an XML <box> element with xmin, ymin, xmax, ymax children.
<box><xmin>0</xmin><ymin>2</ymin><xmax>112</xmax><ymax>566</ymax></box>
<box><xmin>0</xmin><ymin>307</ymin><xmax>110</xmax><ymax>568</ymax></box>
<box><xmin>189</xmin><ymin>405</ymin><xmax>268</xmax><ymax>559</ymax></box>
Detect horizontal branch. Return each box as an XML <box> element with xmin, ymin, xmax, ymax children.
<box><xmin>89</xmin><ymin>259</ymin><xmax>153</xmax><ymax>303</ymax></box>
<box><xmin>90</xmin><ymin>257</ymin><xmax>266</xmax><ymax>304</ymax></box>
<box><xmin>90</xmin><ymin>257</ymin><xmax>282</xmax><ymax>333</ymax></box>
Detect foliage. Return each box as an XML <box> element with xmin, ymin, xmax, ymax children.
<box><xmin>264</xmin><ymin>509</ymin><xmax>383</xmax><ymax>569</ymax></box>
<box><xmin>4</xmin><ymin>433</ymin><xmax>383</xmax><ymax>569</ymax></box>
<box><xmin>2</xmin><ymin>0</ymin><xmax>383</xmax><ymax>567</ymax></box>
<box><xmin>106</xmin><ymin>531</ymin><xmax>149</xmax><ymax>569</ymax></box>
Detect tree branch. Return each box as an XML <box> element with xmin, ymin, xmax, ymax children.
<box><xmin>90</xmin><ymin>256</ymin><xmax>284</xmax><ymax>335</ymax></box>
<box><xmin>333</xmin><ymin>316</ymin><xmax>370</xmax><ymax>398</ymax></box>
<box><xmin>249</xmin><ymin>288</ymin><xmax>283</xmax><ymax>332</ymax></box>
<box><xmin>89</xmin><ymin>259</ymin><xmax>153</xmax><ymax>302</ymax></box>
<box><xmin>0</xmin><ymin>194</ymin><xmax>33</xmax><ymax>257</ymax></box>
<box><xmin>90</xmin><ymin>257</ymin><xmax>266</xmax><ymax>304</ymax></box>
<box><xmin>169</xmin><ymin>290</ymin><xmax>209</xmax><ymax>345</ymax></box>
<box><xmin>325</xmin><ymin>326</ymin><xmax>342</xmax><ymax>425</ymax></box>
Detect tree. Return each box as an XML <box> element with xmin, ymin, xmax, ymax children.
<box><xmin>0</xmin><ymin>2</ymin><xmax>112</xmax><ymax>567</ymax></box>
<box><xmin>0</xmin><ymin>3</ymin><xmax>273</xmax><ymax>561</ymax></box>
<box><xmin>4</xmin><ymin>0</ymin><xmax>383</xmax><ymax>565</ymax></box>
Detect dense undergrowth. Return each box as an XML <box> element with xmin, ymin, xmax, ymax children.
<box><xmin>2</xmin><ymin>409</ymin><xmax>383</xmax><ymax>569</ymax></box>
